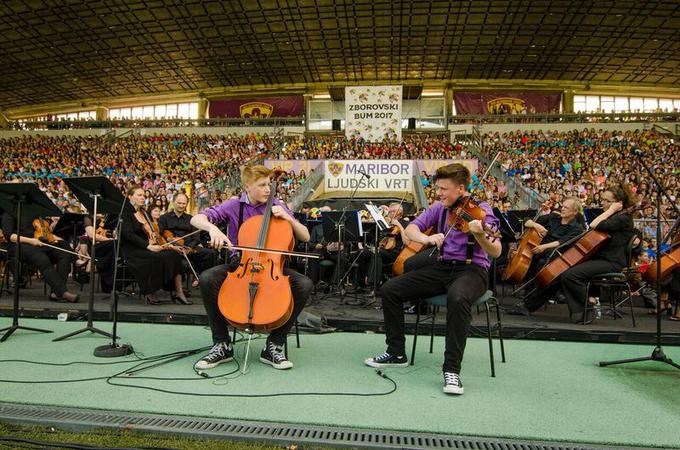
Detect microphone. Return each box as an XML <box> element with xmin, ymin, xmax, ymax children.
<box><xmin>630</xmin><ymin>146</ymin><xmax>643</xmax><ymax>157</ymax></box>
<box><xmin>358</xmin><ymin>169</ymin><xmax>371</xmax><ymax>179</ymax></box>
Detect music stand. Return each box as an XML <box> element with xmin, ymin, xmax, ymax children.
<box><xmin>53</xmin><ymin>213</ymin><xmax>86</xmax><ymax>244</ymax></box>
<box><xmin>52</xmin><ymin>178</ymin><xmax>133</xmax><ymax>356</ymax></box>
<box><xmin>0</xmin><ymin>183</ymin><xmax>62</xmax><ymax>342</ymax></box>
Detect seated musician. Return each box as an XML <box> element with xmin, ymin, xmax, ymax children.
<box><xmin>159</xmin><ymin>193</ymin><xmax>218</xmax><ymax>287</ymax></box>
<box><xmin>560</xmin><ymin>183</ymin><xmax>637</xmax><ymax>323</ymax></box>
<box><xmin>81</xmin><ymin>214</ymin><xmax>116</xmax><ymax>293</ymax></box>
<box><xmin>1</xmin><ymin>212</ymin><xmax>79</xmax><ymax>302</ymax></box>
<box><xmin>358</xmin><ymin>202</ymin><xmax>411</xmax><ymax>291</ymax></box>
<box><xmin>190</xmin><ymin>165</ymin><xmax>313</xmax><ymax>371</ymax></box>
<box><xmin>365</xmin><ymin>163</ymin><xmax>501</xmax><ymax>395</ymax></box>
<box><xmin>120</xmin><ymin>186</ymin><xmax>190</xmax><ymax>305</ymax></box>
<box><xmin>509</xmin><ymin>197</ymin><xmax>585</xmax><ymax>315</ymax></box>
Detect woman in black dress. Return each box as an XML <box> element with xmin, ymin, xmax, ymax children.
<box><xmin>121</xmin><ymin>186</ymin><xmax>190</xmax><ymax>305</ymax></box>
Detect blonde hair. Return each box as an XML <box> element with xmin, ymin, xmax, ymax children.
<box><xmin>241</xmin><ymin>165</ymin><xmax>274</xmax><ymax>186</ymax></box>
<box><xmin>564</xmin><ymin>196</ymin><xmax>582</xmax><ymax>211</ymax></box>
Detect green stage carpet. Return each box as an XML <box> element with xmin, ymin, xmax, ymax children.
<box><xmin>0</xmin><ymin>318</ymin><xmax>678</xmax><ymax>448</ymax></box>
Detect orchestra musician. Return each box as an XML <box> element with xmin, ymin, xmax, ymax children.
<box><xmin>81</xmin><ymin>214</ymin><xmax>116</xmax><ymax>294</ymax></box>
<box><xmin>364</xmin><ymin>163</ymin><xmax>501</xmax><ymax>395</ymax></box>
<box><xmin>158</xmin><ymin>193</ymin><xmax>218</xmax><ymax>286</ymax></box>
<box><xmin>120</xmin><ymin>186</ymin><xmax>190</xmax><ymax>305</ymax></box>
<box><xmin>560</xmin><ymin>183</ymin><xmax>637</xmax><ymax>323</ymax></box>
<box><xmin>1</xmin><ymin>211</ymin><xmax>79</xmax><ymax>303</ymax></box>
<box><xmin>190</xmin><ymin>165</ymin><xmax>313</xmax><ymax>371</ymax></box>
<box><xmin>508</xmin><ymin>197</ymin><xmax>585</xmax><ymax>315</ymax></box>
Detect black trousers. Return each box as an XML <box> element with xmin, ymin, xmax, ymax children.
<box><xmin>199</xmin><ymin>261</ymin><xmax>313</xmax><ymax>345</ymax></box>
<box><xmin>12</xmin><ymin>241</ymin><xmax>73</xmax><ymax>296</ymax></box>
<box><xmin>187</xmin><ymin>246</ymin><xmax>219</xmax><ymax>275</ymax></box>
<box><xmin>561</xmin><ymin>259</ymin><xmax>621</xmax><ymax>314</ymax></box>
<box><xmin>522</xmin><ymin>254</ymin><xmax>556</xmax><ymax>312</ymax></box>
<box><xmin>378</xmin><ymin>261</ymin><xmax>488</xmax><ymax>373</ymax></box>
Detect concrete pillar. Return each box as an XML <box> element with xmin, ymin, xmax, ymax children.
<box><xmin>563</xmin><ymin>90</ymin><xmax>574</xmax><ymax>113</ymax></box>
<box><xmin>198</xmin><ymin>98</ymin><xmax>208</xmax><ymax>119</ymax></box>
<box><xmin>95</xmin><ymin>106</ymin><xmax>108</xmax><ymax>121</ymax></box>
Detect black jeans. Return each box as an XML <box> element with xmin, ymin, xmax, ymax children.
<box><xmin>199</xmin><ymin>261</ymin><xmax>313</xmax><ymax>345</ymax></box>
<box><xmin>561</xmin><ymin>258</ymin><xmax>621</xmax><ymax>314</ymax></box>
<box><xmin>12</xmin><ymin>241</ymin><xmax>73</xmax><ymax>296</ymax></box>
<box><xmin>378</xmin><ymin>261</ymin><xmax>488</xmax><ymax>373</ymax></box>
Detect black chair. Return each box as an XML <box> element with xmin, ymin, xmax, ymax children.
<box><xmin>583</xmin><ymin>236</ymin><xmax>638</xmax><ymax>327</ymax></box>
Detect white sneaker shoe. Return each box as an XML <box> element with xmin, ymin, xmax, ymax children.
<box><xmin>443</xmin><ymin>372</ymin><xmax>464</xmax><ymax>395</ymax></box>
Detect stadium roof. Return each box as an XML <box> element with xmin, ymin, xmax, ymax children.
<box><xmin>1</xmin><ymin>0</ymin><xmax>679</xmax><ymax>110</ymax></box>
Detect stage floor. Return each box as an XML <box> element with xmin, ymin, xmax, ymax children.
<box><xmin>0</xmin><ymin>318</ymin><xmax>679</xmax><ymax>448</ymax></box>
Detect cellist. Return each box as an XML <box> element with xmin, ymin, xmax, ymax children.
<box><xmin>508</xmin><ymin>197</ymin><xmax>585</xmax><ymax>316</ymax></box>
<box><xmin>561</xmin><ymin>183</ymin><xmax>637</xmax><ymax>323</ymax></box>
<box><xmin>190</xmin><ymin>165</ymin><xmax>313</xmax><ymax>371</ymax></box>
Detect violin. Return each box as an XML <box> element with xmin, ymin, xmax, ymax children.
<box><xmin>33</xmin><ymin>218</ymin><xmax>59</xmax><ymax>244</ymax></box>
<box><xmin>217</xmin><ymin>175</ymin><xmax>294</xmax><ymax>333</ymax></box>
<box><xmin>502</xmin><ymin>199</ymin><xmax>553</xmax><ymax>282</ymax></box>
<box><xmin>441</xmin><ymin>196</ymin><xmax>500</xmax><ymax>242</ymax></box>
<box><xmin>96</xmin><ymin>217</ymin><xmax>112</xmax><ymax>240</ymax></box>
<box><xmin>379</xmin><ymin>224</ymin><xmax>399</xmax><ymax>250</ymax></box>
<box><xmin>162</xmin><ymin>229</ymin><xmax>195</xmax><ymax>253</ymax></box>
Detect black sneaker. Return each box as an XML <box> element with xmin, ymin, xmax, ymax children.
<box><xmin>194</xmin><ymin>342</ymin><xmax>233</xmax><ymax>370</ymax></box>
<box><xmin>260</xmin><ymin>340</ymin><xmax>293</xmax><ymax>370</ymax></box>
<box><xmin>364</xmin><ymin>352</ymin><xmax>408</xmax><ymax>368</ymax></box>
<box><xmin>443</xmin><ymin>372</ymin><xmax>464</xmax><ymax>395</ymax></box>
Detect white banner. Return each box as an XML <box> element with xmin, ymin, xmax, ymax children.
<box><xmin>345</xmin><ymin>85</ymin><xmax>402</xmax><ymax>142</ymax></box>
<box><xmin>325</xmin><ymin>160</ymin><xmax>413</xmax><ymax>192</ymax></box>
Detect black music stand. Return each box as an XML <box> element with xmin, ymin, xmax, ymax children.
<box><xmin>53</xmin><ymin>213</ymin><xmax>86</xmax><ymax>245</ymax></box>
<box><xmin>52</xmin><ymin>178</ymin><xmax>132</xmax><ymax>354</ymax></box>
<box><xmin>0</xmin><ymin>183</ymin><xmax>62</xmax><ymax>342</ymax></box>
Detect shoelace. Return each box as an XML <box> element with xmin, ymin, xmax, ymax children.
<box><xmin>375</xmin><ymin>352</ymin><xmax>392</xmax><ymax>362</ymax></box>
<box><xmin>206</xmin><ymin>343</ymin><xmax>227</xmax><ymax>360</ymax></box>
<box><xmin>444</xmin><ymin>372</ymin><xmax>460</xmax><ymax>386</ymax></box>
<box><xmin>268</xmin><ymin>343</ymin><xmax>287</xmax><ymax>363</ymax></box>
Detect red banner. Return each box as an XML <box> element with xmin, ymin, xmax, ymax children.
<box><xmin>209</xmin><ymin>96</ymin><xmax>304</xmax><ymax>118</ymax></box>
<box><xmin>454</xmin><ymin>92</ymin><xmax>561</xmax><ymax>115</ymax></box>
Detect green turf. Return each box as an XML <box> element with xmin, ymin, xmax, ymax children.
<box><xmin>0</xmin><ymin>423</ymin><xmax>287</xmax><ymax>450</ymax></box>
<box><xmin>0</xmin><ymin>318</ymin><xmax>679</xmax><ymax>448</ymax></box>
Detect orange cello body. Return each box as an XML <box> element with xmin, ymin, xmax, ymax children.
<box><xmin>536</xmin><ymin>230</ymin><xmax>610</xmax><ymax>288</ymax></box>
<box><xmin>643</xmin><ymin>246</ymin><xmax>680</xmax><ymax>285</ymax></box>
<box><xmin>502</xmin><ymin>228</ymin><xmax>542</xmax><ymax>282</ymax></box>
<box><xmin>392</xmin><ymin>227</ymin><xmax>433</xmax><ymax>276</ymax></box>
<box><xmin>217</xmin><ymin>211</ymin><xmax>294</xmax><ymax>333</ymax></box>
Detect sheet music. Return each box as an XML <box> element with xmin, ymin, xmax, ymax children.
<box><xmin>365</xmin><ymin>204</ymin><xmax>390</xmax><ymax>231</ymax></box>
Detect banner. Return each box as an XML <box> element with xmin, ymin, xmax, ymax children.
<box><xmin>415</xmin><ymin>159</ymin><xmax>478</xmax><ymax>176</ymax></box>
<box><xmin>453</xmin><ymin>92</ymin><xmax>561</xmax><ymax>115</ymax></box>
<box><xmin>264</xmin><ymin>160</ymin><xmax>323</xmax><ymax>173</ymax></box>
<box><xmin>324</xmin><ymin>160</ymin><xmax>413</xmax><ymax>192</ymax></box>
<box><xmin>209</xmin><ymin>96</ymin><xmax>304</xmax><ymax>118</ymax></box>
<box><xmin>345</xmin><ymin>86</ymin><xmax>402</xmax><ymax>142</ymax></box>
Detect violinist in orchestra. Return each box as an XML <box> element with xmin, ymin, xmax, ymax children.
<box><xmin>1</xmin><ymin>211</ymin><xmax>79</xmax><ymax>303</ymax></box>
<box><xmin>365</xmin><ymin>163</ymin><xmax>501</xmax><ymax>395</ymax></box>
<box><xmin>120</xmin><ymin>186</ymin><xmax>190</xmax><ymax>305</ymax></box>
<box><xmin>158</xmin><ymin>193</ymin><xmax>218</xmax><ymax>286</ymax></box>
<box><xmin>560</xmin><ymin>183</ymin><xmax>637</xmax><ymax>323</ymax></box>
<box><xmin>508</xmin><ymin>197</ymin><xmax>585</xmax><ymax>315</ymax></box>
<box><xmin>190</xmin><ymin>165</ymin><xmax>313</xmax><ymax>371</ymax></box>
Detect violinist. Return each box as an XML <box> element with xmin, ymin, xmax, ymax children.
<box><xmin>560</xmin><ymin>183</ymin><xmax>637</xmax><ymax>323</ymax></box>
<box><xmin>508</xmin><ymin>197</ymin><xmax>585</xmax><ymax>315</ymax></box>
<box><xmin>1</xmin><ymin>211</ymin><xmax>79</xmax><ymax>302</ymax></box>
<box><xmin>365</xmin><ymin>163</ymin><xmax>501</xmax><ymax>396</ymax></box>
<box><xmin>158</xmin><ymin>193</ymin><xmax>218</xmax><ymax>285</ymax></box>
<box><xmin>120</xmin><ymin>186</ymin><xmax>189</xmax><ymax>305</ymax></box>
<box><xmin>190</xmin><ymin>165</ymin><xmax>313</xmax><ymax>371</ymax></box>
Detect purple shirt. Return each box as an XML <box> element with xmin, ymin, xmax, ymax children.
<box><xmin>202</xmin><ymin>193</ymin><xmax>296</xmax><ymax>247</ymax></box>
<box><xmin>412</xmin><ymin>200</ymin><xmax>500</xmax><ymax>270</ymax></box>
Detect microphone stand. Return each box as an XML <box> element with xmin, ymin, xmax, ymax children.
<box><xmin>599</xmin><ymin>147</ymin><xmax>680</xmax><ymax>371</ymax></box>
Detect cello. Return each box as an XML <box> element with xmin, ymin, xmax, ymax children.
<box><xmin>502</xmin><ymin>200</ymin><xmax>552</xmax><ymax>282</ymax></box>
<box><xmin>217</xmin><ymin>174</ymin><xmax>295</xmax><ymax>343</ymax></box>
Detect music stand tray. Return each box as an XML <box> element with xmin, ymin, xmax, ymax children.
<box><xmin>0</xmin><ymin>183</ymin><xmax>62</xmax><ymax>342</ymax></box>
